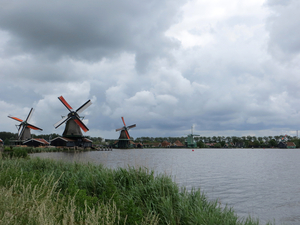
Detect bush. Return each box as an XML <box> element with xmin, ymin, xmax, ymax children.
<box><xmin>7</xmin><ymin>148</ymin><xmax>28</xmax><ymax>158</ymax></box>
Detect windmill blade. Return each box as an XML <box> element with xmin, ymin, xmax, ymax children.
<box><xmin>116</xmin><ymin>127</ymin><xmax>124</xmax><ymax>132</ymax></box>
<box><xmin>25</xmin><ymin>108</ymin><xmax>34</xmax><ymax>122</ymax></box>
<box><xmin>27</xmin><ymin>123</ymin><xmax>43</xmax><ymax>131</ymax></box>
<box><xmin>58</xmin><ymin>96</ymin><xmax>73</xmax><ymax>111</ymax></box>
<box><xmin>76</xmin><ymin>100</ymin><xmax>92</xmax><ymax>114</ymax></box>
<box><xmin>54</xmin><ymin>116</ymin><xmax>70</xmax><ymax>129</ymax></box>
<box><xmin>8</xmin><ymin>116</ymin><xmax>23</xmax><ymax>122</ymax></box>
<box><xmin>17</xmin><ymin>124</ymin><xmax>22</xmax><ymax>136</ymax></box>
<box><xmin>127</xmin><ymin>124</ymin><xmax>136</xmax><ymax>129</ymax></box>
<box><xmin>124</xmin><ymin>130</ymin><xmax>130</xmax><ymax>139</ymax></box>
<box><xmin>74</xmin><ymin>117</ymin><xmax>89</xmax><ymax>132</ymax></box>
<box><xmin>18</xmin><ymin>125</ymin><xmax>26</xmax><ymax>140</ymax></box>
<box><xmin>121</xmin><ymin>117</ymin><xmax>126</xmax><ymax>126</ymax></box>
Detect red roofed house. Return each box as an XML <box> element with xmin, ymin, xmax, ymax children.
<box><xmin>286</xmin><ymin>142</ymin><xmax>296</xmax><ymax>149</ymax></box>
<box><xmin>173</xmin><ymin>140</ymin><xmax>184</xmax><ymax>147</ymax></box>
<box><xmin>161</xmin><ymin>141</ymin><xmax>171</xmax><ymax>147</ymax></box>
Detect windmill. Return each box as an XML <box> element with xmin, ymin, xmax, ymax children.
<box><xmin>185</xmin><ymin>125</ymin><xmax>199</xmax><ymax>148</ymax></box>
<box><xmin>115</xmin><ymin>117</ymin><xmax>136</xmax><ymax>148</ymax></box>
<box><xmin>8</xmin><ymin>108</ymin><xmax>42</xmax><ymax>141</ymax></box>
<box><xmin>54</xmin><ymin>96</ymin><xmax>92</xmax><ymax>138</ymax></box>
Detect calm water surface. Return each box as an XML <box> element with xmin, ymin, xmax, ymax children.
<box><xmin>31</xmin><ymin>148</ymin><xmax>300</xmax><ymax>225</ymax></box>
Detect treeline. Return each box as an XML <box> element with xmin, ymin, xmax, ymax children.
<box><xmin>135</xmin><ymin>135</ymin><xmax>300</xmax><ymax>148</ymax></box>
<box><xmin>0</xmin><ymin>132</ymin><xmax>104</xmax><ymax>145</ymax></box>
<box><xmin>135</xmin><ymin>136</ymin><xmax>186</xmax><ymax>144</ymax></box>
<box><xmin>2</xmin><ymin>131</ymin><xmax>299</xmax><ymax>148</ymax></box>
<box><xmin>193</xmin><ymin>135</ymin><xmax>300</xmax><ymax>148</ymax></box>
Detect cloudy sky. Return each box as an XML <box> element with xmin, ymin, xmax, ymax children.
<box><xmin>1</xmin><ymin>0</ymin><xmax>300</xmax><ymax>139</ymax></box>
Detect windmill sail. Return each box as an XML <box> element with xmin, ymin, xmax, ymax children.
<box><xmin>54</xmin><ymin>96</ymin><xmax>92</xmax><ymax>137</ymax></box>
<box><xmin>115</xmin><ymin>117</ymin><xmax>136</xmax><ymax>148</ymax></box>
<box><xmin>8</xmin><ymin>108</ymin><xmax>42</xmax><ymax>141</ymax></box>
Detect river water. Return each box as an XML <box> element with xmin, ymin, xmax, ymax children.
<box><xmin>30</xmin><ymin>148</ymin><xmax>300</xmax><ymax>225</ymax></box>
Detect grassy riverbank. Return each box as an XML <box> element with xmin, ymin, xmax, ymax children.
<box><xmin>0</xmin><ymin>155</ymin><xmax>272</xmax><ymax>225</ymax></box>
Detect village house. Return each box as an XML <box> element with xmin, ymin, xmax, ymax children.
<box><xmin>161</xmin><ymin>141</ymin><xmax>171</xmax><ymax>147</ymax></box>
<box><xmin>173</xmin><ymin>140</ymin><xmax>184</xmax><ymax>147</ymax></box>
<box><xmin>206</xmin><ymin>143</ymin><xmax>216</xmax><ymax>148</ymax></box>
<box><xmin>133</xmin><ymin>142</ymin><xmax>143</xmax><ymax>148</ymax></box>
<box><xmin>286</xmin><ymin>142</ymin><xmax>296</xmax><ymax>149</ymax></box>
<box><xmin>278</xmin><ymin>141</ymin><xmax>287</xmax><ymax>148</ymax></box>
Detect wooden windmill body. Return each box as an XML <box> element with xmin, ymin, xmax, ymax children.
<box><xmin>54</xmin><ymin>96</ymin><xmax>92</xmax><ymax>141</ymax></box>
<box><xmin>115</xmin><ymin>117</ymin><xmax>136</xmax><ymax>149</ymax></box>
<box><xmin>8</xmin><ymin>108</ymin><xmax>43</xmax><ymax>143</ymax></box>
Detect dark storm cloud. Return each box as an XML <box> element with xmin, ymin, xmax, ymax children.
<box><xmin>0</xmin><ymin>0</ymin><xmax>184</xmax><ymax>70</ymax></box>
<box><xmin>3</xmin><ymin>0</ymin><xmax>300</xmax><ymax>139</ymax></box>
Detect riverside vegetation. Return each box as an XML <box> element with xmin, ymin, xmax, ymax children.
<box><xmin>0</xmin><ymin>149</ymin><xmax>275</xmax><ymax>225</ymax></box>
<box><xmin>1</xmin><ymin>131</ymin><xmax>299</xmax><ymax>148</ymax></box>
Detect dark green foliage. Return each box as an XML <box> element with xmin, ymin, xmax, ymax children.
<box><xmin>2</xmin><ymin>147</ymin><xmax>28</xmax><ymax>159</ymax></box>
<box><xmin>0</xmin><ymin>158</ymin><xmax>269</xmax><ymax>225</ymax></box>
<box><xmin>197</xmin><ymin>140</ymin><xmax>205</xmax><ymax>148</ymax></box>
<box><xmin>269</xmin><ymin>139</ymin><xmax>277</xmax><ymax>147</ymax></box>
<box><xmin>0</xmin><ymin>131</ymin><xmax>17</xmax><ymax>144</ymax></box>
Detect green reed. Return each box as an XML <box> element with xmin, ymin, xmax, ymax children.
<box><xmin>0</xmin><ymin>157</ymin><xmax>273</xmax><ymax>225</ymax></box>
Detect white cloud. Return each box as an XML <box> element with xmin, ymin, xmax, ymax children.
<box><xmin>1</xmin><ymin>0</ymin><xmax>300</xmax><ymax>139</ymax></box>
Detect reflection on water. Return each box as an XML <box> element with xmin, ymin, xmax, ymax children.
<box><xmin>30</xmin><ymin>148</ymin><xmax>300</xmax><ymax>225</ymax></box>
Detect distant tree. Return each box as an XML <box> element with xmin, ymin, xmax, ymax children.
<box><xmin>268</xmin><ymin>136</ymin><xmax>273</xmax><ymax>141</ymax></box>
<box><xmin>197</xmin><ymin>141</ymin><xmax>205</xmax><ymax>148</ymax></box>
<box><xmin>286</xmin><ymin>135</ymin><xmax>292</xmax><ymax>141</ymax></box>
<box><xmin>214</xmin><ymin>143</ymin><xmax>221</xmax><ymax>148</ymax></box>
<box><xmin>269</xmin><ymin>139</ymin><xmax>277</xmax><ymax>147</ymax></box>
<box><xmin>225</xmin><ymin>136</ymin><xmax>231</xmax><ymax>143</ymax></box>
<box><xmin>220</xmin><ymin>141</ymin><xmax>226</xmax><ymax>147</ymax></box>
<box><xmin>0</xmin><ymin>132</ymin><xmax>17</xmax><ymax>142</ymax></box>
<box><xmin>232</xmin><ymin>136</ymin><xmax>239</xmax><ymax>144</ymax></box>
<box><xmin>244</xmin><ymin>140</ymin><xmax>250</xmax><ymax>148</ymax></box>
<box><xmin>293</xmin><ymin>138</ymin><xmax>300</xmax><ymax>148</ymax></box>
<box><xmin>32</xmin><ymin>133</ymin><xmax>60</xmax><ymax>141</ymax></box>
<box><xmin>88</xmin><ymin>137</ymin><xmax>104</xmax><ymax>145</ymax></box>
<box><xmin>253</xmin><ymin>140</ymin><xmax>260</xmax><ymax>148</ymax></box>
<box><xmin>194</xmin><ymin>137</ymin><xmax>200</xmax><ymax>142</ymax></box>
<box><xmin>212</xmin><ymin>136</ymin><xmax>217</xmax><ymax>143</ymax></box>
<box><xmin>154</xmin><ymin>137</ymin><xmax>164</xmax><ymax>143</ymax></box>
<box><xmin>206</xmin><ymin>137</ymin><xmax>212</xmax><ymax>143</ymax></box>
<box><xmin>274</xmin><ymin>136</ymin><xmax>280</xmax><ymax>142</ymax></box>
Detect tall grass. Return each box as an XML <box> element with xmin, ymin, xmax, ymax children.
<box><xmin>0</xmin><ymin>157</ymin><xmax>272</xmax><ymax>225</ymax></box>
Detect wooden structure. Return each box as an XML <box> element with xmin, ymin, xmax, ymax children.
<box><xmin>23</xmin><ymin>138</ymin><xmax>50</xmax><ymax>147</ymax></box>
<box><xmin>54</xmin><ymin>96</ymin><xmax>93</xmax><ymax>146</ymax></box>
<box><xmin>106</xmin><ymin>117</ymin><xmax>136</xmax><ymax>149</ymax></box>
<box><xmin>8</xmin><ymin>108</ymin><xmax>42</xmax><ymax>142</ymax></box>
<box><xmin>185</xmin><ymin>126</ymin><xmax>199</xmax><ymax>148</ymax></box>
<box><xmin>161</xmin><ymin>141</ymin><xmax>171</xmax><ymax>147</ymax></box>
<box><xmin>286</xmin><ymin>142</ymin><xmax>296</xmax><ymax>149</ymax></box>
<box><xmin>174</xmin><ymin>140</ymin><xmax>184</xmax><ymax>147</ymax></box>
<box><xmin>50</xmin><ymin>137</ymin><xmax>92</xmax><ymax>148</ymax></box>
<box><xmin>278</xmin><ymin>141</ymin><xmax>287</xmax><ymax>148</ymax></box>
